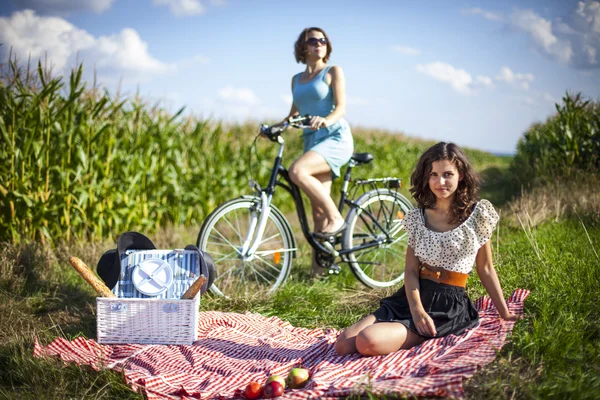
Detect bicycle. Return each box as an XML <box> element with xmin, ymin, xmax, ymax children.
<box><xmin>196</xmin><ymin>115</ymin><xmax>414</xmax><ymax>297</ymax></box>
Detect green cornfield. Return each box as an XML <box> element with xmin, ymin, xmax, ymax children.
<box><xmin>0</xmin><ymin>61</ymin><xmax>496</xmax><ymax>244</ymax></box>
<box><xmin>511</xmin><ymin>92</ymin><xmax>600</xmax><ymax>183</ymax></box>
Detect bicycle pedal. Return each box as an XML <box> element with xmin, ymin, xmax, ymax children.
<box><xmin>327</xmin><ymin>265</ymin><xmax>341</xmax><ymax>275</ymax></box>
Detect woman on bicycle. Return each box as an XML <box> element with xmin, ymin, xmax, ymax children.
<box><xmin>334</xmin><ymin>142</ymin><xmax>519</xmax><ymax>356</ymax></box>
<box><xmin>280</xmin><ymin>27</ymin><xmax>354</xmax><ymax>276</ymax></box>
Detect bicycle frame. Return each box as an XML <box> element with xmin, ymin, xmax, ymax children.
<box><xmin>241</xmin><ymin>134</ymin><xmax>396</xmax><ymax>262</ymax></box>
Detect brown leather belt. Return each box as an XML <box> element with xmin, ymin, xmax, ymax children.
<box><xmin>419</xmin><ymin>263</ymin><xmax>468</xmax><ymax>288</ymax></box>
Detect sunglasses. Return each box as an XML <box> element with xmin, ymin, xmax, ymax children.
<box><xmin>306</xmin><ymin>37</ymin><xmax>327</xmax><ymax>46</ymax></box>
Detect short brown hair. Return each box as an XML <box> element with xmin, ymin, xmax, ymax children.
<box><xmin>294</xmin><ymin>27</ymin><xmax>332</xmax><ymax>64</ymax></box>
<box><xmin>409</xmin><ymin>142</ymin><xmax>480</xmax><ymax>225</ymax></box>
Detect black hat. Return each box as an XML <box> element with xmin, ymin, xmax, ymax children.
<box><xmin>97</xmin><ymin>232</ymin><xmax>156</xmax><ymax>289</ymax></box>
<box><xmin>97</xmin><ymin>232</ymin><xmax>214</xmax><ymax>294</ymax></box>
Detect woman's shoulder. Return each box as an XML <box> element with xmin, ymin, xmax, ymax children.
<box><xmin>322</xmin><ymin>65</ymin><xmax>344</xmax><ymax>79</ymax></box>
<box><xmin>403</xmin><ymin>207</ymin><xmax>423</xmax><ymax>226</ymax></box>
<box><xmin>472</xmin><ymin>199</ymin><xmax>499</xmax><ymax>226</ymax></box>
<box><xmin>475</xmin><ymin>199</ymin><xmax>497</xmax><ymax>214</ymax></box>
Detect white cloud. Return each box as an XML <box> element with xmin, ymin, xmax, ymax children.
<box><xmin>577</xmin><ymin>0</ymin><xmax>600</xmax><ymax>33</ymax></box>
<box><xmin>416</xmin><ymin>62</ymin><xmax>474</xmax><ymax>94</ymax></box>
<box><xmin>466</xmin><ymin>3</ymin><xmax>600</xmax><ymax>68</ymax></box>
<box><xmin>511</xmin><ymin>9</ymin><xmax>573</xmax><ymax>63</ymax></box>
<box><xmin>218</xmin><ymin>85</ymin><xmax>259</xmax><ymax>105</ymax></box>
<box><xmin>10</xmin><ymin>0</ymin><xmax>115</xmax><ymax>15</ymax></box>
<box><xmin>475</xmin><ymin>75</ymin><xmax>494</xmax><ymax>88</ymax></box>
<box><xmin>460</xmin><ymin>7</ymin><xmax>503</xmax><ymax>21</ymax></box>
<box><xmin>153</xmin><ymin>0</ymin><xmax>206</xmax><ymax>16</ymax></box>
<box><xmin>556</xmin><ymin>19</ymin><xmax>578</xmax><ymax>34</ymax></box>
<box><xmin>0</xmin><ymin>10</ymin><xmax>173</xmax><ymax>77</ymax></box>
<box><xmin>495</xmin><ymin>66</ymin><xmax>535</xmax><ymax>90</ymax></box>
<box><xmin>281</xmin><ymin>94</ymin><xmax>293</xmax><ymax>105</ymax></box>
<box><xmin>392</xmin><ymin>45</ymin><xmax>421</xmax><ymax>56</ymax></box>
<box><xmin>209</xmin><ymin>0</ymin><xmax>227</xmax><ymax>5</ymax></box>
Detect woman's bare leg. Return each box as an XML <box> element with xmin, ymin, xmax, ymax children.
<box><xmin>355</xmin><ymin>322</ymin><xmax>425</xmax><ymax>356</ymax></box>
<box><xmin>335</xmin><ymin>315</ymin><xmax>425</xmax><ymax>357</ymax></box>
<box><xmin>335</xmin><ymin>315</ymin><xmax>378</xmax><ymax>356</ymax></box>
<box><xmin>289</xmin><ymin>151</ymin><xmax>345</xmax><ymax>233</ymax></box>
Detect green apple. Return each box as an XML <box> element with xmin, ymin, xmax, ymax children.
<box><xmin>266</xmin><ymin>374</ymin><xmax>286</xmax><ymax>389</ymax></box>
<box><xmin>287</xmin><ymin>367</ymin><xmax>310</xmax><ymax>389</ymax></box>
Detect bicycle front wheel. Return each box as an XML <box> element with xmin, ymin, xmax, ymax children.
<box><xmin>343</xmin><ymin>189</ymin><xmax>414</xmax><ymax>289</ymax></box>
<box><xmin>197</xmin><ymin>197</ymin><xmax>296</xmax><ymax>297</ymax></box>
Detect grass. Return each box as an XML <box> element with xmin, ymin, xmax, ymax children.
<box><xmin>1</xmin><ymin>205</ymin><xmax>599</xmax><ymax>399</ymax></box>
<box><xmin>2</xmin><ymin>60</ymin><xmax>599</xmax><ymax>399</ymax></box>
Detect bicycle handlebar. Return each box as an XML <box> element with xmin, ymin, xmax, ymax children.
<box><xmin>260</xmin><ymin>114</ymin><xmax>312</xmax><ymax>141</ymax></box>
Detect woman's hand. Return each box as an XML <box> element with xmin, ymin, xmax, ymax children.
<box><xmin>501</xmin><ymin>312</ymin><xmax>521</xmax><ymax>321</ymax></box>
<box><xmin>309</xmin><ymin>116</ymin><xmax>328</xmax><ymax>130</ymax></box>
<box><xmin>412</xmin><ymin>309</ymin><xmax>437</xmax><ymax>337</ymax></box>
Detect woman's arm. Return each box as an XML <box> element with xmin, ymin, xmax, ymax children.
<box><xmin>475</xmin><ymin>241</ymin><xmax>519</xmax><ymax>321</ymax></box>
<box><xmin>405</xmin><ymin>247</ymin><xmax>437</xmax><ymax>337</ymax></box>
<box><xmin>324</xmin><ymin>66</ymin><xmax>346</xmax><ymax>125</ymax></box>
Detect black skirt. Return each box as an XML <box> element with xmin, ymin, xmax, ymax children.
<box><xmin>372</xmin><ymin>278</ymin><xmax>479</xmax><ymax>338</ymax></box>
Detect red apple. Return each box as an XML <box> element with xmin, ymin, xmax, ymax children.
<box><xmin>244</xmin><ymin>381</ymin><xmax>262</xmax><ymax>400</ymax></box>
<box><xmin>262</xmin><ymin>380</ymin><xmax>284</xmax><ymax>398</ymax></box>
<box><xmin>287</xmin><ymin>367</ymin><xmax>310</xmax><ymax>389</ymax></box>
<box><xmin>266</xmin><ymin>374</ymin><xmax>286</xmax><ymax>389</ymax></box>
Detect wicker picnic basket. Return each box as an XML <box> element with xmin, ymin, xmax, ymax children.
<box><xmin>96</xmin><ymin>296</ymin><xmax>200</xmax><ymax>345</ymax></box>
<box><xmin>69</xmin><ymin>248</ymin><xmax>207</xmax><ymax>346</ymax></box>
<box><xmin>96</xmin><ymin>249</ymin><xmax>207</xmax><ymax>345</ymax></box>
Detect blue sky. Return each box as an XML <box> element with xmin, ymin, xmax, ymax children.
<box><xmin>1</xmin><ymin>0</ymin><xmax>599</xmax><ymax>153</ymax></box>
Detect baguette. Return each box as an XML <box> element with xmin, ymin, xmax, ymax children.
<box><xmin>181</xmin><ymin>274</ymin><xmax>207</xmax><ymax>299</ymax></box>
<box><xmin>69</xmin><ymin>256</ymin><xmax>116</xmax><ymax>298</ymax></box>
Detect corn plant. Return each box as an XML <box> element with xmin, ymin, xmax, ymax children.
<box><xmin>0</xmin><ymin>59</ymin><xmax>498</xmax><ymax>244</ymax></box>
<box><xmin>511</xmin><ymin>92</ymin><xmax>600</xmax><ymax>184</ymax></box>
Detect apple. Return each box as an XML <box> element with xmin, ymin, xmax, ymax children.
<box><xmin>266</xmin><ymin>374</ymin><xmax>286</xmax><ymax>389</ymax></box>
<box><xmin>262</xmin><ymin>380</ymin><xmax>284</xmax><ymax>398</ymax></box>
<box><xmin>287</xmin><ymin>367</ymin><xmax>310</xmax><ymax>389</ymax></box>
<box><xmin>244</xmin><ymin>381</ymin><xmax>263</xmax><ymax>400</ymax></box>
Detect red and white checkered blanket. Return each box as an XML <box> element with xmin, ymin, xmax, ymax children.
<box><xmin>34</xmin><ymin>289</ymin><xmax>529</xmax><ymax>399</ymax></box>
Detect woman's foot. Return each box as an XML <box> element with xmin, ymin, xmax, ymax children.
<box><xmin>314</xmin><ymin>219</ymin><xmax>347</xmax><ymax>238</ymax></box>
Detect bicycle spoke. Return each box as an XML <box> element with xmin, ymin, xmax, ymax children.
<box><xmin>246</xmin><ymin>258</ymin><xmax>279</xmax><ymax>282</ymax></box>
<box><xmin>209</xmin><ymin>229</ymin><xmax>241</xmax><ymax>253</ymax></box>
<box><xmin>344</xmin><ymin>192</ymin><xmax>412</xmax><ymax>288</ymax></box>
<box><xmin>198</xmin><ymin>198</ymin><xmax>294</xmax><ymax>296</ymax></box>
<box><xmin>253</xmin><ymin>254</ymin><xmax>284</xmax><ymax>275</ymax></box>
<box><xmin>382</xmin><ymin>247</ymin><xmax>405</xmax><ymax>258</ymax></box>
<box><xmin>254</xmin><ymin>248</ymin><xmax>296</xmax><ymax>256</ymax></box>
<box><xmin>259</xmin><ymin>232</ymin><xmax>283</xmax><ymax>246</ymax></box>
<box><xmin>221</xmin><ymin>212</ymin><xmax>244</xmax><ymax>243</ymax></box>
<box><xmin>212</xmin><ymin>250</ymin><xmax>240</xmax><ymax>263</ymax></box>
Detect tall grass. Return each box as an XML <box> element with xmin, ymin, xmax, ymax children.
<box><xmin>0</xmin><ymin>60</ymin><xmax>499</xmax><ymax>245</ymax></box>
<box><xmin>511</xmin><ymin>92</ymin><xmax>600</xmax><ymax>184</ymax></box>
<box><xmin>0</xmin><ymin>60</ymin><xmax>262</xmax><ymax>243</ymax></box>
<box><xmin>1</xmin><ymin>218</ymin><xmax>599</xmax><ymax>399</ymax></box>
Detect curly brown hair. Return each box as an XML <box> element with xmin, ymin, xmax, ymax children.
<box><xmin>409</xmin><ymin>142</ymin><xmax>480</xmax><ymax>225</ymax></box>
<box><xmin>294</xmin><ymin>27</ymin><xmax>332</xmax><ymax>64</ymax></box>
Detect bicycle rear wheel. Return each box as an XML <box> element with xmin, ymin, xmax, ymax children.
<box><xmin>197</xmin><ymin>196</ymin><xmax>296</xmax><ymax>297</ymax></box>
<box><xmin>343</xmin><ymin>189</ymin><xmax>413</xmax><ymax>288</ymax></box>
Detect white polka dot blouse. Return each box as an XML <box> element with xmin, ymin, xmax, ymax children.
<box><xmin>401</xmin><ymin>199</ymin><xmax>500</xmax><ymax>274</ymax></box>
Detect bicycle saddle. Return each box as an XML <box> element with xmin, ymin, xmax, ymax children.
<box><xmin>351</xmin><ymin>153</ymin><xmax>374</xmax><ymax>165</ymax></box>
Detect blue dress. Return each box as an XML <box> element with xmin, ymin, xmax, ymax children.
<box><xmin>293</xmin><ymin>66</ymin><xmax>354</xmax><ymax>179</ymax></box>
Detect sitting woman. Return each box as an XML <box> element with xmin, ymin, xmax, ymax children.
<box><xmin>335</xmin><ymin>142</ymin><xmax>518</xmax><ymax>356</ymax></box>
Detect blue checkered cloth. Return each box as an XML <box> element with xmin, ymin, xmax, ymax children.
<box><xmin>112</xmin><ymin>249</ymin><xmax>201</xmax><ymax>299</ymax></box>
